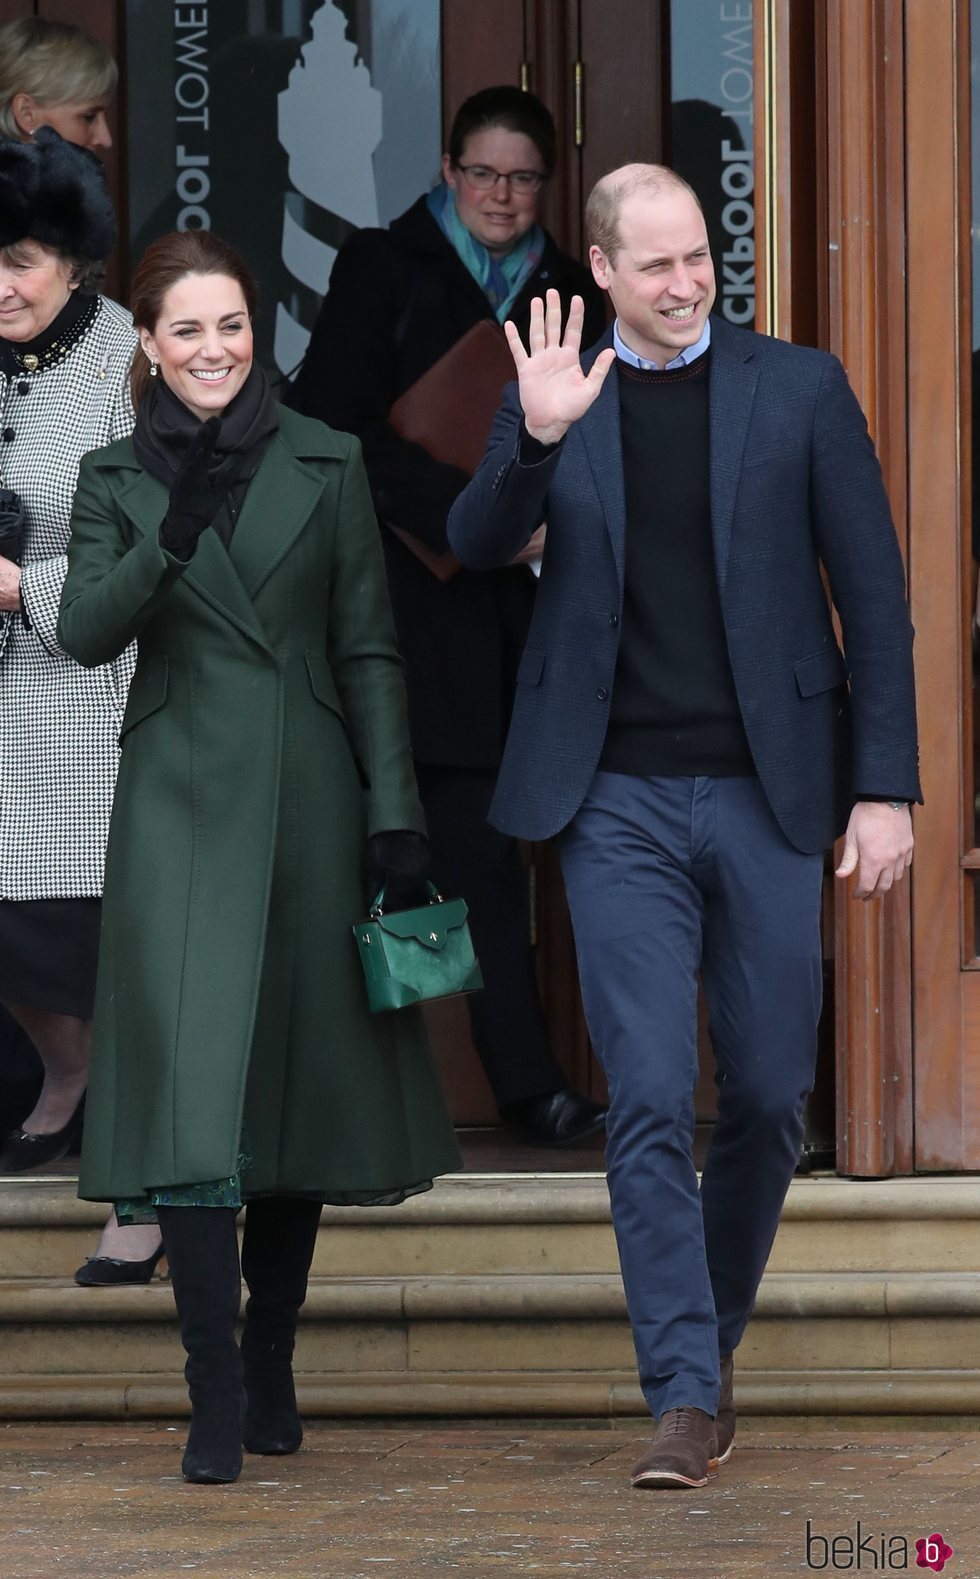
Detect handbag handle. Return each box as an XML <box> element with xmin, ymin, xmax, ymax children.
<box><xmin>369</xmin><ymin>880</ymin><xmax>445</xmax><ymax>920</ymax></box>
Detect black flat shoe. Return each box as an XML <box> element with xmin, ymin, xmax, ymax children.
<box><xmin>0</xmin><ymin>1097</ymin><xmax>85</xmax><ymax>1172</ymax></box>
<box><xmin>74</xmin><ymin>1245</ymin><xmax>167</xmax><ymax>1287</ymax></box>
<box><xmin>502</xmin><ymin>1089</ymin><xmax>608</xmax><ymax>1148</ymax></box>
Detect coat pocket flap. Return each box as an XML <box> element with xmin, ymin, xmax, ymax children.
<box><xmin>120</xmin><ymin>655</ymin><xmax>168</xmax><ymax>738</ymax></box>
<box><xmin>378</xmin><ymin>898</ymin><xmax>470</xmax><ymax>950</ymax></box>
<box><xmin>794</xmin><ymin>646</ymin><xmax>848</xmax><ymax>698</ymax></box>
<box><xmin>516</xmin><ymin>646</ymin><xmax>546</xmax><ymax>686</ymax></box>
<box><xmin>305</xmin><ymin>651</ymin><xmax>345</xmax><ymax>719</ymax></box>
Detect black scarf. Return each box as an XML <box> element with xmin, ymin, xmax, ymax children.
<box><xmin>133</xmin><ymin>363</ymin><xmax>279</xmax><ymax>545</ymax></box>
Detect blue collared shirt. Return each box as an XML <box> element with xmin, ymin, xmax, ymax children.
<box><xmin>613</xmin><ymin>316</ymin><xmax>712</xmax><ymax>371</ymax></box>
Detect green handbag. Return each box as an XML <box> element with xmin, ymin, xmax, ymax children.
<box><xmin>353</xmin><ymin>883</ymin><xmax>484</xmax><ymax>1013</ymax></box>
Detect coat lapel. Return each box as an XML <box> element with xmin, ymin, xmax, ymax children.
<box><xmin>578</xmin><ymin>332</ymin><xmax>626</xmax><ymax>597</ymax></box>
<box><xmin>708</xmin><ymin>318</ymin><xmax>760</xmax><ymax>588</ymax></box>
<box><xmin>225</xmin><ymin>435</ymin><xmax>326</xmax><ymax>602</ymax></box>
<box><xmin>114</xmin><ymin>467</ymin><xmax>273</xmax><ymax>654</ymax></box>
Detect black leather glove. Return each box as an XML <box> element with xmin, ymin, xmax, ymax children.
<box><xmin>159</xmin><ymin>416</ymin><xmax>222</xmax><ymax>560</ymax></box>
<box><xmin>365</xmin><ymin>830</ymin><xmax>432</xmax><ymax>911</ymax></box>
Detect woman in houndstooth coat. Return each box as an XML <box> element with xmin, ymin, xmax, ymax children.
<box><xmin>0</xmin><ymin>128</ymin><xmax>135</xmax><ymax>1169</ymax></box>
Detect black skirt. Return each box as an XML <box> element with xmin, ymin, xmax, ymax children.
<box><xmin>0</xmin><ymin>899</ymin><xmax>101</xmax><ymax>1019</ymax></box>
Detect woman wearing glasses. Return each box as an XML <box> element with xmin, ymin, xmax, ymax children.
<box><xmin>294</xmin><ymin>87</ymin><xmax>607</xmax><ymax>1148</ymax></box>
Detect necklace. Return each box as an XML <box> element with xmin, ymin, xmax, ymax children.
<box><xmin>0</xmin><ymin>295</ymin><xmax>101</xmax><ymax>377</ymax></box>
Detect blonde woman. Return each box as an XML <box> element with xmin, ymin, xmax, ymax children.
<box><xmin>0</xmin><ymin>16</ymin><xmax>115</xmax><ymax>151</ymax></box>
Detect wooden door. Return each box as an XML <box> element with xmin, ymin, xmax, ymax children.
<box><xmin>905</xmin><ymin>0</ymin><xmax>980</xmax><ymax>1169</ymax></box>
<box><xmin>442</xmin><ymin>0</ymin><xmax>666</xmax><ymax>260</ymax></box>
<box><xmin>439</xmin><ymin>1</ymin><xmax>682</xmax><ymax>1123</ymax></box>
<box><xmin>759</xmin><ymin>0</ymin><xmax>980</xmax><ymax>1173</ymax></box>
<box><xmin>756</xmin><ymin>0</ymin><xmax>915</xmax><ymax>1175</ymax></box>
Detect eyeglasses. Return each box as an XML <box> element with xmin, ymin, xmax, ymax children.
<box><xmin>455</xmin><ymin>164</ymin><xmax>546</xmax><ymax>194</ymax></box>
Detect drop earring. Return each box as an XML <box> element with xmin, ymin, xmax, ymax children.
<box><xmin>148</xmin><ymin>360</ymin><xmax>158</xmax><ymax>377</ymax></box>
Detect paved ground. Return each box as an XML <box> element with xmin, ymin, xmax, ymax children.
<box><xmin>1</xmin><ymin>1420</ymin><xmax>977</xmax><ymax>1578</ymax></box>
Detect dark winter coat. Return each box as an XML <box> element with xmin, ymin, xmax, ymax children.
<box><xmin>58</xmin><ymin>407</ymin><xmax>461</xmax><ymax>1203</ymax></box>
<box><xmin>292</xmin><ymin>196</ymin><xmax>607</xmax><ymax>769</ymax></box>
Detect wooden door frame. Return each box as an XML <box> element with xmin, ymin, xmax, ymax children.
<box><xmin>756</xmin><ymin>0</ymin><xmax>915</xmax><ymax>1174</ymax></box>
<box><xmin>905</xmin><ymin>0</ymin><xmax>978</xmax><ymax>1168</ymax></box>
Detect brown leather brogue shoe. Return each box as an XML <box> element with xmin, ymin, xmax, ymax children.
<box><xmin>630</xmin><ymin>1406</ymin><xmax>718</xmax><ymax>1490</ymax></box>
<box><xmin>711</xmin><ymin>1352</ymin><xmax>735</xmax><ymax>1468</ymax></box>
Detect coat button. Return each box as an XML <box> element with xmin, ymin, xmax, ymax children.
<box><xmin>608</xmin><ymin>613</ymin><xmax>619</xmax><ymax>627</ymax></box>
<box><xmin>2</xmin><ymin>427</ymin><xmax>14</xmax><ymax>442</ymax></box>
<box><xmin>16</xmin><ymin>381</ymin><xmax>29</xmax><ymax>396</ymax></box>
<box><xmin>596</xmin><ymin>686</ymin><xmax>609</xmax><ymax>701</ymax></box>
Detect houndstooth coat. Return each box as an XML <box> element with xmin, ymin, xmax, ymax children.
<box><xmin>0</xmin><ymin>295</ymin><xmax>136</xmax><ymax>900</ymax></box>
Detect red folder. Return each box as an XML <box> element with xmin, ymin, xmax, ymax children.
<box><xmin>387</xmin><ymin>320</ymin><xmax>516</xmax><ymax>582</ymax></box>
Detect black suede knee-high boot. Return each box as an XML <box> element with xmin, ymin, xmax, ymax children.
<box><xmin>156</xmin><ymin>1205</ymin><xmax>244</xmax><ymax>1484</ymax></box>
<box><xmin>240</xmin><ymin>1196</ymin><xmax>322</xmax><ymax>1454</ymax></box>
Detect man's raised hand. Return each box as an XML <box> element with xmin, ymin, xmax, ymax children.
<box><xmin>504</xmin><ymin>289</ymin><xmax>616</xmax><ymax>446</ymax></box>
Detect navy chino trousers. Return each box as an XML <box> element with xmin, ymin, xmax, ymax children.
<box><xmin>559</xmin><ymin>772</ymin><xmax>823</xmax><ymax>1419</ymax></box>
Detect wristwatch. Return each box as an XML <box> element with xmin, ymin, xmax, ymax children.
<box><xmin>886</xmin><ymin>800</ymin><xmax>909</xmax><ymax>810</ymax></box>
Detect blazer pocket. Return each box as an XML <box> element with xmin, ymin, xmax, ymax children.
<box><xmin>794</xmin><ymin>646</ymin><xmax>848</xmax><ymax>698</ymax></box>
<box><xmin>516</xmin><ymin>646</ymin><xmax>546</xmax><ymax>687</ymax></box>
<box><xmin>741</xmin><ymin>441</ymin><xmax>806</xmax><ymax>471</ymax></box>
<box><xmin>305</xmin><ymin>652</ymin><xmax>346</xmax><ymax>721</ymax></box>
<box><xmin>119</xmin><ymin>655</ymin><xmax>168</xmax><ymax>739</ymax></box>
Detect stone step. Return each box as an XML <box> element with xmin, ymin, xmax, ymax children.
<box><xmin>5</xmin><ymin>1266</ymin><xmax>980</xmax><ymax>1324</ymax></box>
<box><xmin>2</xmin><ymin>1175</ymin><xmax>980</xmax><ymax>1278</ymax></box>
<box><xmin>0</xmin><ymin>1270</ymin><xmax>977</xmax><ymax>1394</ymax></box>
<box><xmin>2</xmin><ymin>1368</ymin><xmax>980</xmax><ymax>1421</ymax></box>
<box><xmin>2</xmin><ymin>1175</ymin><xmax>978</xmax><ymax>1419</ymax></box>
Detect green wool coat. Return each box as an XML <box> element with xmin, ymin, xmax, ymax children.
<box><xmin>58</xmin><ymin>407</ymin><xmax>462</xmax><ymax>1204</ymax></box>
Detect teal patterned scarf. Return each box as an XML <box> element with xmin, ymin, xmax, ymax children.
<box><xmin>427</xmin><ymin>183</ymin><xmax>544</xmax><ymax>323</ymax></box>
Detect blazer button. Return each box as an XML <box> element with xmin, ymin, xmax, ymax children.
<box><xmin>596</xmin><ymin>686</ymin><xmax>609</xmax><ymax>701</ymax></box>
<box><xmin>16</xmin><ymin>381</ymin><xmax>29</xmax><ymax>396</ymax></box>
<box><xmin>608</xmin><ymin>613</ymin><xmax>619</xmax><ymax>627</ymax></box>
<box><xmin>2</xmin><ymin>427</ymin><xmax>14</xmax><ymax>442</ymax></box>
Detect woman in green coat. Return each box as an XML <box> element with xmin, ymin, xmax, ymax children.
<box><xmin>58</xmin><ymin>231</ymin><xmax>461</xmax><ymax>1485</ymax></box>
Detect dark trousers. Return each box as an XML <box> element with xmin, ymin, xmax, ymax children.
<box><xmin>559</xmin><ymin>773</ymin><xmax>823</xmax><ymax>1418</ymax></box>
<box><xmin>415</xmin><ymin>765</ymin><xmax>566</xmax><ymax>1108</ymax></box>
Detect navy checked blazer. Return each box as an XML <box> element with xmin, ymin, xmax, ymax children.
<box><xmin>447</xmin><ymin>317</ymin><xmax>920</xmax><ymax>854</ymax></box>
